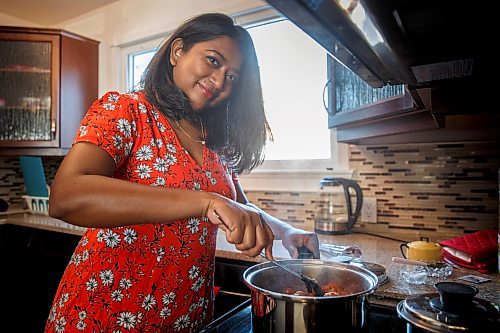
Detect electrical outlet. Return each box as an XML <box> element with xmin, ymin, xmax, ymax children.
<box><xmin>362</xmin><ymin>198</ymin><xmax>377</xmax><ymax>223</ymax></box>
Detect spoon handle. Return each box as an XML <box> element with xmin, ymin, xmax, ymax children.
<box><xmin>265</xmin><ymin>256</ymin><xmax>304</xmax><ymax>280</ymax></box>
<box><xmin>392</xmin><ymin>257</ymin><xmax>427</xmax><ymax>266</ymax></box>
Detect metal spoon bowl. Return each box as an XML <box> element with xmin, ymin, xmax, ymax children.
<box><xmin>261</xmin><ymin>254</ymin><xmax>325</xmax><ymax>296</ymax></box>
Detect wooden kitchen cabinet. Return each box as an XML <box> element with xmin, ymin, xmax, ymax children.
<box><xmin>0</xmin><ymin>26</ymin><xmax>99</xmax><ymax>155</ymax></box>
<box><xmin>327</xmin><ymin>59</ymin><xmax>499</xmax><ymax>144</ymax></box>
<box><xmin>0</xmin><ymin>224</ymin><xmax>81</xmax><ymax>332</ymax></box>
<box><xmin>327</xmin><ymin>59</ymin><xmax>439</xmax><ymax>143</ymax></box>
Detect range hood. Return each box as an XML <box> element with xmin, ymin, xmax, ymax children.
<box><xmin>264</xmin><ymin>0</ymin><xmax>486</xmax><ymax>89</ymax></box>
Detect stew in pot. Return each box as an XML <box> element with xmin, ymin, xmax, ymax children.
<box><xmin>284</xmin><ymin>282</ymin><xmax>347</xmax><ymax>297</ymax></box>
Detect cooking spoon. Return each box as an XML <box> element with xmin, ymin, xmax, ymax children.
<box><xmin>214</xmin><ymin>210</ymin><xmax>324</xmax><ymax>296</ymax></box>
<box><xmin>261</xmin><ymin>254</ymin><xmax>325</xmax><ymax>296</ymax></box>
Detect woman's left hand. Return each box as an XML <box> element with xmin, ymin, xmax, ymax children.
<box><xmin>281</xmin><ymin>227</ymin><xmax>320</xmax><ymax>259</ymax></box>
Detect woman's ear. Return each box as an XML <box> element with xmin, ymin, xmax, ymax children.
<box><xmin>170</xmin><ymin>38</ymin><xmax>184</xmax><ymax>66</ymax></box>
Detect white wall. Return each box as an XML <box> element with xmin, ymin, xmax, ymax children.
<box><xmin>0</xmin><ymin>12</ymin><xmax>41</xmax><ymax>27</ymax></box>
<box><xmin>54</xmin><ymin>0</ymin><xmax>266</xmax><ymax>95</ymax></box>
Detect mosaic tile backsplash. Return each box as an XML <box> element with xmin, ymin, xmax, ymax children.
<box><xmin>0</xmin><ymin>156</ymin><xmax>63</xmax><ymax>206</ymax></box>
<box><xmin>1</xmin><ymin>142</ymin><xmax>499</xmax><ymax>242</ymax></box>
<box><xmin>247</xmin><ymin>142</ymin><xmax>500</xmax><ymax>242</ymax></box>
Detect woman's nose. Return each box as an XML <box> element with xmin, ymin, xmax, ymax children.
<box><xmin>210</xmin><ymin>70</ymin><xmax>226</xmax><ymax>91</ymax></box>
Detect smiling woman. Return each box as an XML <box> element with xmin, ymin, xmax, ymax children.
<box><xmin>45</xmin><ymin>13</ymin><xmax>320</xmax><ymax>333</ymax></box>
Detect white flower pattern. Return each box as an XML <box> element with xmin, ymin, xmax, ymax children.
<box><xmin>47</xmin><ymin>91</ymin><xmax>237</xmax><ymax>332</ymax></box>
<box><xmin>116</xmin><ymin>311</ymin><xmax>137</xmax><ymax>330</ymax></box>
<box><xmin>123</xmin><ymin>228</ymin><xmax>137</xmax><ymax>244</ymax></box>
<box><xmin>117</xmin><ymin>118</ymin><xmax>132</xmax><ymax>137</ymax></box>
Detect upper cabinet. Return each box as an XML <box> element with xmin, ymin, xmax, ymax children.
<box><xmin>0</xmin><ymin>26</ymin><xmax>99</xmax><ymax>155</ymax></box>
<box><xmin>327</xmin><ymin>59</ymin><xmax>499</xmax><ymax>145</ymax></box>
<box><xmin>264</xmin><ymin>1</ymin><xmax>497</xmax><ymax>144</ymax></box>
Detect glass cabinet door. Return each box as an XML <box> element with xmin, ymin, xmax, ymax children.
<box><xmin>332</xmin><ymin>58</ymin><xmax>404</xmax><ymax>114</ymax></box>
<box><xmin>0</xmin><ymin>33</ymin><xmax>59</xmax><ymax>147</ymax></box>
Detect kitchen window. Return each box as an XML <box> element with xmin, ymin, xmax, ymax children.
<box><xmin>122</xmin><ymin>9</ymin><xmax>350</xmax><ymax>191</ymax></box>
<box><xmin>121</xmin><ymin>38</ymin><xmax>162</xmax><ymax>92</ymax></box>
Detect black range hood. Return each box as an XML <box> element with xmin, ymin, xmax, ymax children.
<box><xmin>264</xmin><ymin>0</ymin><xmax>486</xmax><ymax>89</ymax></box>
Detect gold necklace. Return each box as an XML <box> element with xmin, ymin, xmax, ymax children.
<box><xmin>174</xmin><ymin>119</ymin><xmax>206</xmax><ymax>145</ymax></box>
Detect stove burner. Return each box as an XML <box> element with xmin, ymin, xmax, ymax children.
<box><xmin>352</xmin><ymin>262</ymin><xmax>388</xmax><ymax>286</ymax></box>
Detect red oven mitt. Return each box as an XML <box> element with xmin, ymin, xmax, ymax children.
<box><xmin>439</xmin><ymin>229</ymin><xmax>498</xmax><ymax>273</ymax></box>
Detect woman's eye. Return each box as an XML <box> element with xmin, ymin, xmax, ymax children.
<box><xmin>207</xmin><ymin>56</ymin><xmax>219</xmax><ymax>67</ymax></box>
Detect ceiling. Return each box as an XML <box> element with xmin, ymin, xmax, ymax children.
<box><xmin>0</xmin><ymin>0</ymin><xmax>121</xmax><ymax>26</ymax></box>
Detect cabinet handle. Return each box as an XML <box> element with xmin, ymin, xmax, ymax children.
<box><xmin>51</xmin><ymin>120</ymin><xmax>56</xmax><ymax>140</ymax></box>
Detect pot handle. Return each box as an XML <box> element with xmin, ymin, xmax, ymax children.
<box><xmin>297</xmin><ymin>246</ymin><xmax>314</xmax><ymax>259</ymax></box>
<box><xmin>400</xmin><ymin>243</ymin><xmax>409</xmax><ymax>259</ymax></box>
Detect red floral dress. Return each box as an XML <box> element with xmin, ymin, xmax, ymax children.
<box><xmin>45</xmin><ymin>91</ymin><xmax>237</xmax><ymax>333</ymax></box>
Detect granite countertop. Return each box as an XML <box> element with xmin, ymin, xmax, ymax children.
<box><xmin>2</xmin><ymin>211</ymin><xmax>499</xmax><ymax>307</ymax></box>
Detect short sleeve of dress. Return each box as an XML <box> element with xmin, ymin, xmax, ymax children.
<box><xmin>74</xmin><ymin>91</ymin><xmax>137</xmax><ymax>169</ymax></box>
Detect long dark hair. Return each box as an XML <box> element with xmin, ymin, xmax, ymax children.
<box><xmin>140</xmin><ymin>13</ymin><xmax>271</xmax><ymax>174</ymax></box>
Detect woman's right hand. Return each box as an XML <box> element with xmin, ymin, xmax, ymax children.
<box><xmin>205</xmin><ymin>194</ymin><xmax>274</xmax><ymax>260</ymax></box>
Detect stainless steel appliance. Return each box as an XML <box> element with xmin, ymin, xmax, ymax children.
<box><xmin>397</xmin><ymin>282</ymin><xmax>499</xmax><ymax>332</ymax></box>
<box><xmin>314</xmin><ymin>177</ymin><xmax>363</xmax><ymax>234</ymax></box>
<box><xmin>243</xmin><ymin>259</ymin><xmax>378</xmax><ymax>332</ymax></box>
<box><xmin>201</xmin><ymin>259</ymin><xmax>402</xmax><ymax>333</ymax></box>
<box><xmin>264</xmin><ymin>0</ymin><xmax>486</xmax><ymax>90</ymax></box>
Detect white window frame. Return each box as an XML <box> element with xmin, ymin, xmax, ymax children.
<box><xmin>119</xmin><ymin>37</ymin><xmax>164</xmax><ymax>93</ymax></box>
<box><xmin>235</xmin><ymin>7</ymin><xmax>351</xmax><ymax>191</ymax></box>
<box><xmin>119</xmin><ymin>6</ymin><xmax>352</xmax><ymax>192</ymax></box>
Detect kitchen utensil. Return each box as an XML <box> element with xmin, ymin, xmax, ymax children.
<box><xmin>297</xmin><ymin>245</ymin><xmax>315</xmax><ymax>259</ymax></box>
<box><xmin>319</xmin><ymin>243</ymin><xmax>363</xmax><ymax>260</ymax></box>
<box><xmin>392</xmin><ymin>257</ymin><xmax>447</xmax><ymax>269</ymax></box>
<box><xmin>261</xmin><ymin>255</ymin><xmax>324</xmax><ymax>296</ymax></box>
<box><xmin>397</xmin><ymin>282</ymin><xmax>499</xmax><ymax>332</ymax></box>
<box><xmin>243</xmin><ymin>259</ymin><xmax>378</xmax><ymax>332</ymax></box>
<box><xmin>400</xmin><ymin>237</ymin><xmax>442</xmax><ymax>262</ymax></box>
<box><xmin>314</xmin><ymin>177</ymin><xmax>363</xmax><ymax>235</ymax></box>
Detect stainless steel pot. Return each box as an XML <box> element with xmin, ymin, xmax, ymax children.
<box><xmin>243</xmin><ymin>259</ymin><xmax>378</xmax><ymax>333</ymax></box>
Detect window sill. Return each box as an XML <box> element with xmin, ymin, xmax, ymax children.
<box><xmin>239</xmin><ymin>169</ymin><xmax>353</xmax><ymax>192</ymax></box>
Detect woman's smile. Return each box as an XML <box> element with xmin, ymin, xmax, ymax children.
<box><xmin>197</xmin><ymin>82</ymin><xmax>216</xmax><ymax>100</ymax></box>
<box><xmin>171</xmin><ymin>36</ymin><xmax>243</xmax><ymax>111</ymax></box>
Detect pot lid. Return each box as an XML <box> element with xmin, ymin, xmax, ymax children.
<box><xmin>351</xmin><ymin>261</ymin><xmax>388</xmax><ymax>286</ymax></box>
<box><xmin>397</xmin><ymin>293</ymin><xmax>499</xmax><ymax>332</ymax></box>
<box><xmin>408</xmin><ymin>240</ymin><xmax>441</xmax><ymax>250</ymax></box>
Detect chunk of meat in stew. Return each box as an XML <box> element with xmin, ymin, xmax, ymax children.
<box><xmin>283</xmin><ymin>282</ymin><xmax>347</xmax><ymax>297</ymax></box>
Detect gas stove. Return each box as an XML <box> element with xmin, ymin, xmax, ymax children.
<box><xmin>200</xmin><ymin>299</ymin><xmax>406</xmax><ymax>333</ymax></box>
<box><xmin>199</xmin><ymin>299</ymin><xmax>251</xmax><ymax>333</ymax></box>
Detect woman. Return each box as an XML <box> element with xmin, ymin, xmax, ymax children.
<box><xmin>45</xmin><ymin>13</ymin><xmax>319</xmax><ymax>332</ymax></box>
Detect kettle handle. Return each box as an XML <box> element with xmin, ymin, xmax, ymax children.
<box><xmin>400</xmin><ymin>243</ymin><xmax>409</xmax><ymax>259</ymax></box>
<box><xmin>339</xmin><ymin>179</ymin><xmax>363</xmax><ymax>230</ymax></box>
